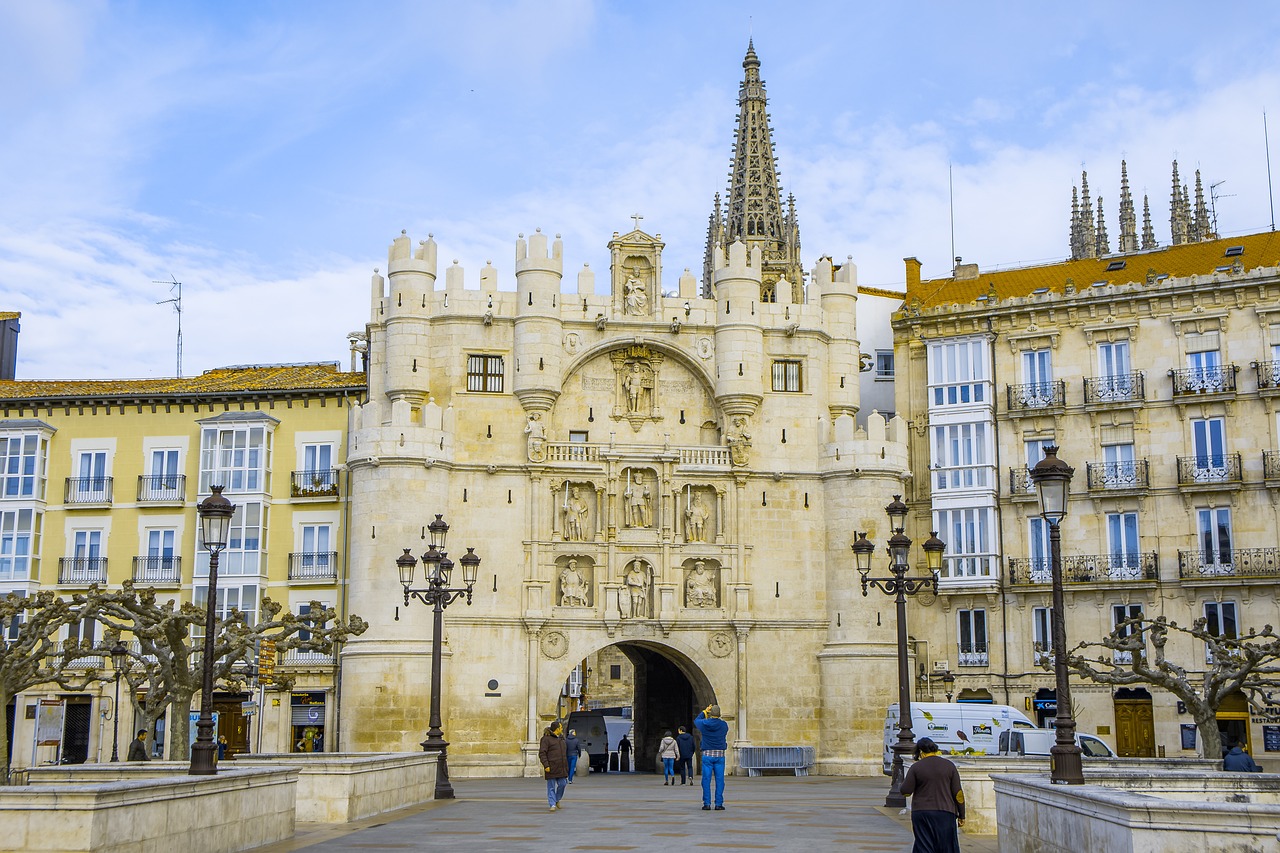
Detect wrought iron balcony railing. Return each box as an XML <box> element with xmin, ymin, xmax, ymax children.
<box><xmin>1176</xmin><ymin>453</ymin><xmax>1242</xmax><ymax>486</ymax></box>
<box><xmin>288</xmin><ymin>551</ymin><xmax>339</xmax><ymax>581</ymax></box>
<box><xmin>1008</xmin><ymin>466</ymin><xmax>1035</xmax><ymax>495</ymax></box>
<box><xmin>1009</xmin><ymin>552</ymin><xmax>1158</xmax><ymax>585</ymax></box>
<box><xmin>1178</xmin><ymin>548</ymin><xmax>1280</xmax><ymax>580</ymax></box>
<box><xmin>282</xmin><ymin>649</ymin><xmax>335</xmax><ymax>666</ymax></box>
<box><xmin>132</xmin><ymin>556</ymin><xmax>181</xmax><ymax>585</ymax></box>
<box><xmin>58</xmin><ymin>557</ymin><xmax>108</xmax><ymax>584</ymax></box>
<box><xmin>1033</xmin><ymin>642</ymin><xmax>1055</xmax><ymax>667</ymax></box>
<box><xmin>1006</xmin><ymin>380</ymin><xmax>1067</xmax><ymax>412</ymax></box>
<box><xmin>1083</xmin><ymin>372</ymin><xmax>1145</xmax><ymax>404</ymax></box>
<box><xmin>958</xmin><ymin>644</ymin><xmax>989</xmax><ymax>667</ymax></box>
<box><xmin>137</xmin><ymin>474</ymin><xmax>185</xmax><ymax>502</ymax></box>
<box><xmin>291</xmin><ymin>469</ymin><xmax>339</xmax><ymax>498</ymax></box>
<box><xmin>1169</xmin><ymin>365</ymin><xmax>1238</xmax><ymax>396</ymax></box>
<box><xmin>1086</xmin><ymin>460</ymin><xmax>1150</xmax><ymax>491</ymax></box>
<box><xmin>64</xmin><ymin>477</ymin><xmax>113</xmax><ymax>504</ymax></box>
<box><xmin>1267</xmin><ymin>451</ymin><xmax>1280</xmax><ymax>480</ymax></box>
<box><xmin>1253</xmin><ymin>360</ymin><xmax>1280</xmax><ymax>390</ymax></box>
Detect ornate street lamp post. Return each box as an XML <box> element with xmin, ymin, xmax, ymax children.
<box><xmin>397</xmin><ymin>514</ymin><xmax>481</xmax><ymax>800</ymax></box>
<box><xmin>942</xmin><ymin>670</ymin><xmax>955</xmax><ymax>703</ymax></box>
<box><xmin>853</xmin><ymin>495</ymin><xmax>946</xmax><ymax>809</ymax></box>
<box><xmin>1028</xmin><ymin>445</ymin><xmax>1084</xmax><ymax>785</ymax></box>
<box><xmin>191</xmin><ymin>485</ymin><xmax>235</xmax><ymax>776</ymax></box>
<box><xmin>108</xmin><ymin>641</ymin><xmax>128</xmax><ymax>762</ymax></box>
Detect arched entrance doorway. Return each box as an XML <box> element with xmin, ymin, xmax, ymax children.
<box><xmin>557</xmin><ymin>640</ymin><xmax>717</xmax><ymax>773</ymax></box>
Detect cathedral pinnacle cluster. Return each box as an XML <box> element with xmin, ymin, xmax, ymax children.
<box><xmin>1069</xmin><ymin>159</ymin><xmax>1217</xmax><ymax>260</ymax></box>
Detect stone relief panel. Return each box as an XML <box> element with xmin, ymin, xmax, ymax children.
<box><xmin>557</xmin><ymin>556</ymin><xmax>593</xmax><ymax>608</ymax></box>
<box><xmin>725</xmin><ymin>415</ymin><xmax>752</xmax><ymax>467</ymax></box>
<box><xmin>611</xmin><ymin>346</ymin><xmax>664</xmax><ymax>430</ymax></box>
<box><xmin>620</xmin><ymin>558</ymin><xmax>653</xmax><ymax>619</ymax></box>
<box><xmin>524</xmin><ymin>411</ymin><xmax>548</xmax><ymax>462</ymax></box>
<box><xmin>683</xmin><ymin>558</ymin><xmax>720</xmax><ymax>608</ymax></box>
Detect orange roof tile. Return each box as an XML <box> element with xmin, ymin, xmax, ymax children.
<box><xmin>0</xmin><ymin>363</ymin><xmax>366</xmax><ymax>402</ymax></box>
<box><xmin>907</xmin><ymin>231</ymin><xmax>1280</xmax><ymax>310</ymax></box>
<box><xmin>0</xmin><ymin>312</ymin><xmax>19</xmax><ymax>321</ymax></box>
<box><xmin>858</xmin><ymin>285</ymin><xmax>906</xmax><ymax>300</ymax></box>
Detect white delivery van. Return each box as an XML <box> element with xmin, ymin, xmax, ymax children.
<box><xmin>998</xmin><ymin>728</ymin><xmax>1115</xmax><ymax>758</ymax></box>
<box><xmin>884</xmin><ymin>702</ymin><xmax>1036</xmax><ymax>774</ymax></box>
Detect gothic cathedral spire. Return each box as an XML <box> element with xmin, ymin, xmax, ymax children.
<box><xmin>702</xmin><ymin>41</ymin><xmax>804</xmax><ymax>301</ymax></box>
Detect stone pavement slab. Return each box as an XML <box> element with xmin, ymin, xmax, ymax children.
<box><xmin>254</xmin><ymin>772</ymin><xmax>998</xmax><ymax>852</ymax></box>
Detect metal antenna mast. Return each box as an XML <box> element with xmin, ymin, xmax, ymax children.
<box><xmin>154</xmin><ymin>275</ymin><xmax>183</xmax><ymax>378</ymax></box>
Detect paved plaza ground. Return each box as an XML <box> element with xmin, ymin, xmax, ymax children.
<box><xmin>256</xmin><ymin>771</ymin><xmax>999</xmax><ymax>852</ymax></box>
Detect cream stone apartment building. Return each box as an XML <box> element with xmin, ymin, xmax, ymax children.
<box><xmin>893</xmin><ymin>164</ymin><xmax>1280</xmax><ymax>762</ymax></box>
<box><xmin>0</xmin><ymin>362</ymin><xmax>363</xmax><ymax>767</ymax></box>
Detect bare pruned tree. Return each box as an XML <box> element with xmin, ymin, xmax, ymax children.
<box><xmin>89</xmin><ymin>582</ymin><xmax>367</xmax><ymax>760</ymax></box>
<box><xmin>1066</xmin><ymin>615</ymin><xmax>1280</xmax><ymax>758</ymax></box>
<box><xmin>0</xmin><ymin>590</ymin><xmax>106</xmax><ymax>782</ymax></box>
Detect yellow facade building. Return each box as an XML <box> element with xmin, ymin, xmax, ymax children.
<box><xmin>0</xmin><ymin>363</ymin><xmax>363</xmax><ymax>766</ymax></box>
<box><xmin>894</xmin><ymin>163</ymin><xmax>1280</xmax><ymax>762</ymax></box>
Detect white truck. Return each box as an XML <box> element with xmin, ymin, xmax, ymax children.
<box><xmin>884</xmin><ymin>702</ymin><xmax>1036</xmax><ymax>774</ymax></box>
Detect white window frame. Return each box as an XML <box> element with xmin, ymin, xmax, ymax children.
<box><xmin>927</xmin><ymin>338</ymin><xmax>989</xmax><ymax>407</ymax></box>
<box><xmin>0</xmin><ymin>508</ymin><xmax>39</xmax><ymax>581</ymax></box>
<box><xmin>1190</xmin><ymin>418</ymin><xmax>1227</xmax><ymax>479</ymax></box>
<box><xmin>197</xmin><ymin>502</ymin><xmax>265</xmax><ymax>577</ymax></box>
<box><xmin>1204</xmin><ymin>600</ymin><xmax>1238</xmax><ymax>664</ymax></box>
<box><xmin>875</xmin><ymin>350</ymin><xmax>895</xmax><ymax>380</ymax></box>
<box><xmin>1028</xmin><ymin>518</ymin><xmax>1051</xmax><ymax>581</ymax></box>
<box><xmin>958</xmin><ymin>609</ymin><xmax>988</xmax><ymax>666</ymax></box>
<box><xmin>199</xmin><ymin>424</ymin><xmax>269</xmax><ymax>494</ymax></box>
<box><xmin>1033</xmin><ymin>606</ymin><xmax>1055</xmax><ymax>664</ymax></box>
<box><xmin>1111</xmin><ymin>603</ymin><xmax>1143</xmax><ymax>663</ymax></box>
<box><xmin>931</xmin><ymin>422</ymin><xmax>990</xmax><ymax>491</ymax></box>
<box><xmin>74</xmin><ymin>450</ymin><xmax>110</xmax><ymax>501</ymax></box>
<box><xmin>0</xmin><ymin>433</ymin><xmax>48</xmax><ymax>500</ymax></box>
<box><xmin>1197</xmin><ymin>507</ymin><xmax>1233</xmax><ymax>573</ymax></box>
<box><xmin>935</xmin><ymin>506</ymin><xmax>996</xmax><ymax>581</ymax></box>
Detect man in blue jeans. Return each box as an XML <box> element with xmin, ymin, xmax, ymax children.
<box><xmin>694</xmin><ymin>704</ymin><xmax>729</xmax><ymax>810</ymax></box>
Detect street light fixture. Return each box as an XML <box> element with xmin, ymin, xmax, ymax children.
<box><xmin>108</xmin><ymin>641</ymin><xmax>128</xmax><ymax>762</ymax></box>
<box><xmin>854</xmin><ymin>495</ymin><xmax>945</xmax><ymax>809</ymax></box>
<box><xmin>942</xmin><ymin>670</ymin><xmax>955</xmax><ymax>703</ymax></box>
<box><xmin>1028</xmin><ymin>445</ymin><xmax>1084</xmax><ymax>785</ymax></box>
<box><xmin>191</xmin><ymin>485</ymin><xmax>235</xmax><ymax>776</ymax></box>
<box><xmin>397</xmin><ymin>514</ymin><xmax>481</xmax><ymax>800</ymax></box>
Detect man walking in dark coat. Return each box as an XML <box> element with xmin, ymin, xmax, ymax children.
<box><xmin>675</xmin><ymin>726</ymin><xmax>696</xmax><ymax>785</ymax></box>
<box><xmin>900</xmin><ymin>737</ymin><xmax>965</xmax><ymax>853</ymax></box>
<box><xmin>565</xmin><ymin>728</ymin><xmax>583</xmax><ymax>783</ymax></box>
<box><xmin>539</xmin><ymin>720</ymin><xmax>570</xmax><ymax>811</ymax></box>
<box><xmin>126</xmin><ymin>730</ymin><xmax>149</xmax><ymax>762</ymax></box>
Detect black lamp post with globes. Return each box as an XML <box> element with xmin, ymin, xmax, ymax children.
<box><xmin>190</xmin><ymin>485</ymin><xmax>235</xmax><ymax>776</ymax></box>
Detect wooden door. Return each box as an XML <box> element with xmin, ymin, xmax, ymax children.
<box><xmin>1114</xmin><ymin>699</ymin><xmax>1155</xmax><ymax>757</ymax></box>
<box><xmin>213</xmin><ymin>698</ymin><xmax>250</xmax><ymax>756</ymax></box>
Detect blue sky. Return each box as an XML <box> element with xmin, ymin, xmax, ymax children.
<box><xmin>3</xmin><ymin>0</ymin><xmax>1279</xmax><ymax>379</ymax></box>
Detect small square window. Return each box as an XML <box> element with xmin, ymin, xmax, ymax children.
<box><xmin>568</xmin><ymin>431</ymin><xmax>589</xmax><ymax>443</ymax></box>
<box><xmin>875</xmin><ymin>351</ymin><xmax>895</xmax><ymax>379</ymax></box>
<box><xmin>466</xmin><ymin>355</ymin><xmax>504</xmax><ymax>393</ymax></box>
<box><xmin>771</xmin><ymin>360</ymin><xmax>803</xmax><ymax>392</ymax></box>
<box><xmin>610</xmin><ymin>664</ymin><xmax>621</xmax><ymax>680</ymax></box>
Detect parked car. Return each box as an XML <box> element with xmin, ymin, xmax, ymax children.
<box><xmin>884</xmin><ymin>702</ymin><xmax>1037</xmax><ymax>774</ymax></box>
<box><xmin>998</xmin><ymin>728</ymin><xmax>1115</xmax><ymax>758</ymax></box>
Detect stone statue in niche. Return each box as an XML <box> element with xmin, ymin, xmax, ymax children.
<box><xmin>725</xmin><ymin>416</ymin><xmax>752</xmax><ymax>467</ymax></box>
<box><xmin>562</xmin><ymin>486</ymin><xmax>590</xmax><ymax>542</ymax></box>
<box><xmin>559</xmin><ymin>559</ymin><xmax>590</xmax><ymax>608</ymax></box>
<box><xmin>524</xmin><ymin>412</ymin><xmax>547</xmax><ymax>462</ymax></box>
<box><xmin>685</xmin><ymin>560</ymin><xmax>718</xmax><ymax>608</ymax></box>
<box><xmin>622</xmin><ymin>559</ymin><xmax>651</xmax><ymax>619</ymax></box>
<box><xmin>622</xmin><ymin>362</ymin><xmax>651</xmax><ymax>414</ymax></box>
<box><xmin>623</xmin><ymin>269</ymin><xmax>648</xmax><ymax>315</ymax></box>
<box><xmin>684</xmin><ymin>491</ymin><xmax>710</xmax><ymax>543</ymax></box>
<box><xmin>624</xmin><ymin>471</ymin><xmax>652</xmax><ymax>528</ymax></box>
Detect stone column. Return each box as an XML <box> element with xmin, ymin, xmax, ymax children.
<box><xmin>735</xmin><ymin>627</ymin><xmax>750</xmax><ymax>744</ymax></box>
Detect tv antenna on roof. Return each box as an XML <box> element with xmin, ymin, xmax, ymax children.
<box><xmin>154</xmin><ymin>275</ymin><xmax>183</xmax><ymax>378</ymax></box>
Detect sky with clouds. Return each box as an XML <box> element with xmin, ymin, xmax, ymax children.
<box><xmin>2</xmin><ymin>0</ymin><xmax>1279</xmax><ymax>380</ymax></box>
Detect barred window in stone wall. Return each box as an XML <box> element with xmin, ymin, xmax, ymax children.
<box><xmin>771</xmin><ymin>359</ymin><xmax>802</xmax><ymax>392</ymax></box>
<box><xmin>466</xmin><ymin>354</ymin><xmax>504</xmax><ymax>393</ymax></box>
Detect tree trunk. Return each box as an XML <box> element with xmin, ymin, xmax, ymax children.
<box><xmin>168</xmin><ymin>691</ymin><xmax>195</xmax><ymax>761</ymax></box>
<box><xmin>1193</xmin><ymin>707</ymin><xmax>1223</xmax><ymax>760</ymax></box>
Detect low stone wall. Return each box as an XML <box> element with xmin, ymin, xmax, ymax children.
<box><xmin>0</xmin><ymin>767</ymin><xmax>297</xmax><ymax>853</ymax></box>
<box><xmin>994</xmin><ymin>772</ymin><xmax>1280</xmax><ymax>852</ymax></box>
<box><xmin>235</xmin><ymin>752</ymin><xmax>438</xmax><ymax>822</ymax></box>
<box><xmin>953</xmin><ymin>757</ymin><xmax>1221</xmax><ymax>835</ymax></box>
